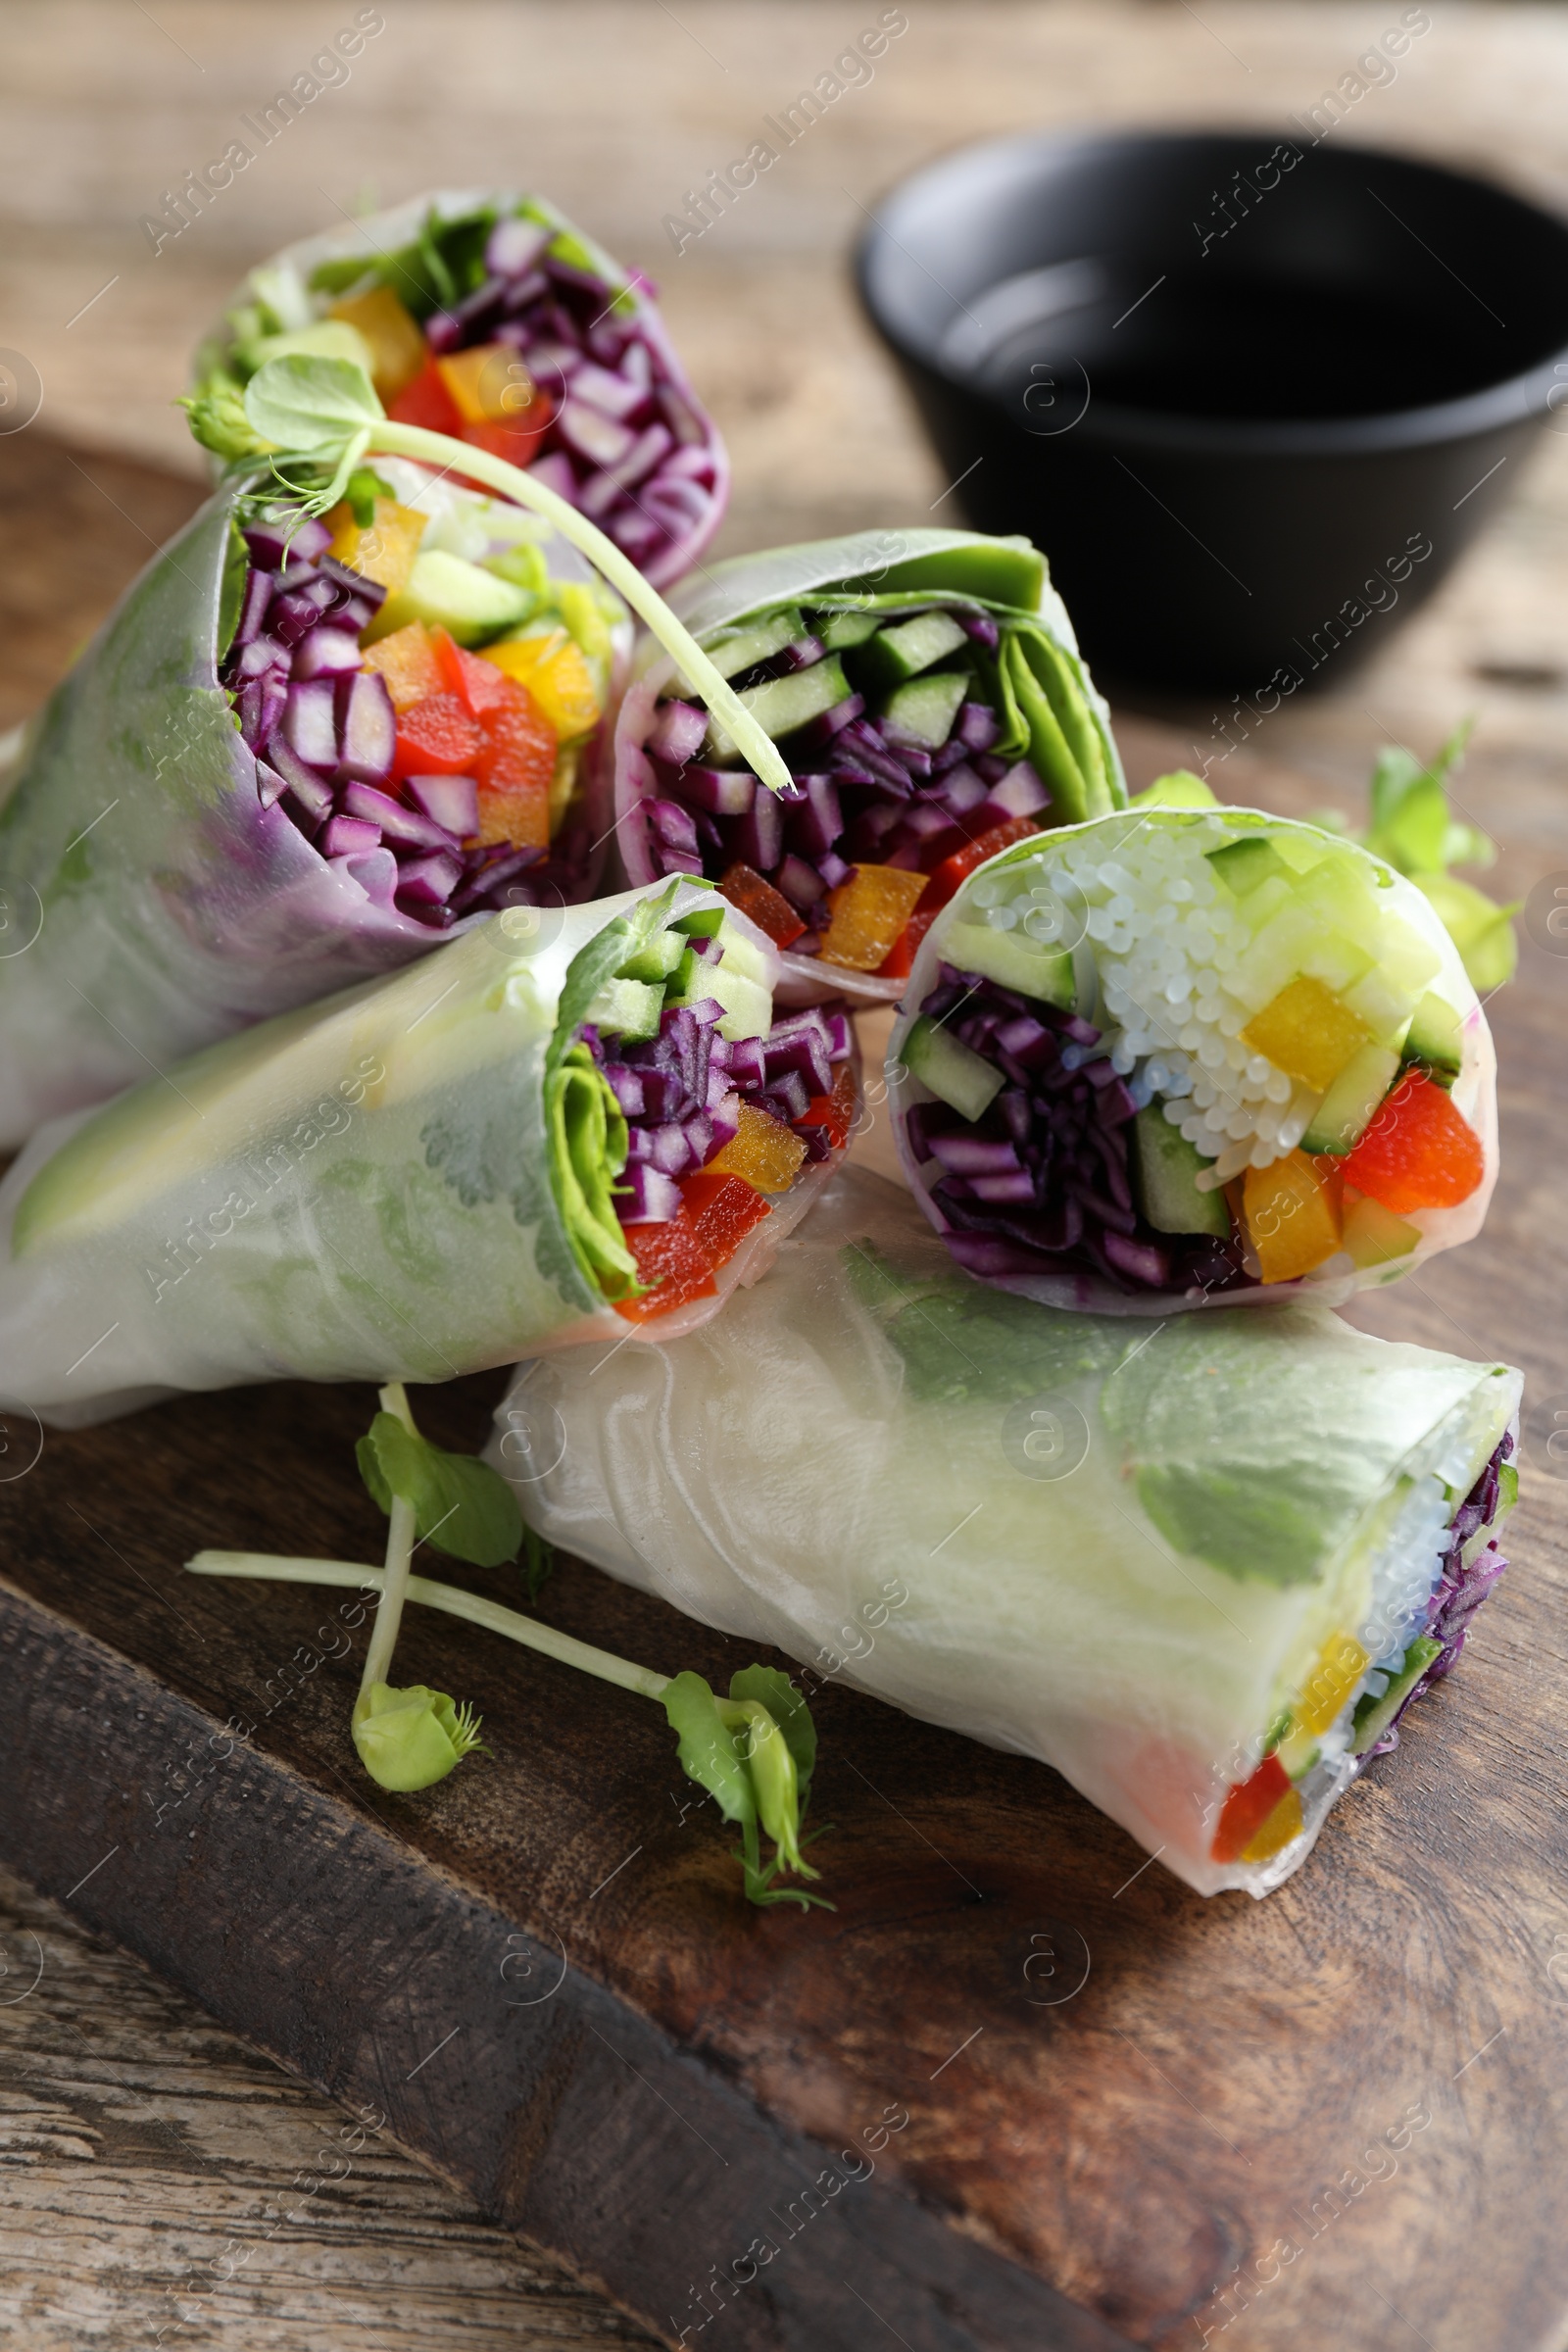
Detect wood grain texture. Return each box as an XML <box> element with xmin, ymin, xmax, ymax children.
<box><xmin>2</xmin><ymin>6</ymin><xmax>1568</xmax><ymax>2344</ymax></box>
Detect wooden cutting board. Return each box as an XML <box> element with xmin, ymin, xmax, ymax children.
<box><xmin>3</xmin><ymin>431</ymin><xmax>1568</xmax><ymax>2352</ymax></box>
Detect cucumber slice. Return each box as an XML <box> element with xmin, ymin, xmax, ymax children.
<box><xmin>705</xmin><ymin>610</ymin><xmax>804</xmax><ymax>681</ymax></box>
<box><xmin>370</xmin><ymin>550</ymin><xmax>532</xmax><ymax>646</ymax></box>
<box><xmin>1350</xmin><ymin>1637</ymin><xmax>1443</xmax><ymax>1755</ymax></box>
<box><xmin>902</xmin><ymin>1015</ymin><xmax>1004</xmax><ymax>1123</ymax></box>
<box><xmin>707</xmin><ymin>654</ymin><xmax>850</xmax><ymax>762</ymax></box>
<box><xmin>1131</xmin><ymin>1106</ymin><xmax>1230</xmax><ymax>1238</ymax></box>
<box><xmin>880</xmin><ymin>669</ymin><xmax>969</xmax><ymax>751</ymax></box>
<box><xmin>852</xmin><ymin>611</ymin><xmax>969</xmax><ymax>692</ymax></box>
<box><xmin>671</xmin><ymin>906</ymin><xmax>725</xmax><ymax>938</ymax></box>
<box><xmin>942</xmin><ymin>916</ymin><xmax>1075</xmax><ymax>1009</ymax></box>
<box><xmin>813</xmin><ymin>607</ymin><xmax>881</xmax><ymax>651</ymax></box>
<box><xmin>666</xmin><ymin>959</ymin><xmax>771</xmax><ymax>1043</ymax></box>
<box><xmin>1402</xmin><ymin>989</ymin><xmax>1463</xmax><ymax>1084</ymax></box>
<box><xmin>843</xmin><ymin>540</ymin><xmax>1046</xmax><ymax>610</ymax></box>
<box><xmin>616</xmin><ymin>927</ymin><xmax>687</xmax><ymax>984</ymax></box>
<box><xmin>1300</xmin><ymin>1043</ymin><xmax>1399</xmax><ymax>1154</ymax></box>
<box><xmin>1206</xmin><ymin>837</ymin><xmax>1288</xmax><ymax>896</ymax></box>
<box><xmin>588</xmin><ymin>976</ymin><xmax>663</xmax><ymax>1041</ymax></box>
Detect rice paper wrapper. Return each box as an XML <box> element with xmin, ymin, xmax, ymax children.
<box><xmin>488</xmin><ymin>1165</ymin><xmax>1521</xmax><ymax>1897</ymax></box>
<box><xmin>611</xmin><ymin>527</ymin><xmax>1124</xmax><ymax>1006</ymax></box>
<box><xmin>0</xmin><ymin>885</ymin><xmax>841</xmax><ymax>1429</ymax></box>
<box><xmin>0</xmin><ymin>478</ymin><xmax>627</xmax><ymax>1151</ymax></box>
<box><xmin>889</xmin><ymin>805</ymin><xmax>1499</xmax><ymax>1314</ymax></box>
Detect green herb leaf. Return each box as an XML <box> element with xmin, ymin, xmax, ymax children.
<box><xmin>662</xmin><ymin>1670</ymin><xmax>756</xmax><ymax>1829</ymax></box>
<box><xmin>728</xmin><ymin>1665</ymin><xmax>815</xmax><ymax>1803</ymax></box>
<box><xmin>356</xmin><ymin>1410</ymin><xmax>522</xmax><ymax>1568</ymax></box>
<box><xmin>662</xmin><ymin>1667</ymin><xmax>830</xmax><ymax>1905</ymax></box>
<box><xmin>242</xmin><ymin>353</ymin><xmax>382</xmax><ymax>453</ymax></box>
<box><xmin>344</xmin><ymin>466</ymin><xmax>396</xmax><ymax>528</ymax></box>
<box><xmin>352</xmin><ymin>1682</ymin><xmax>488</xmax><ymax>1791</ymax></box>
<box><xmin>181</xmin><ymin>375</ymin><xmax>272</xmax><ymax>464</ymax></box>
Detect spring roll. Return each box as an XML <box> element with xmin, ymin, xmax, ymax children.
<box><xmin>0</xmin><ymin>884</ymin><xmax>858</xmax><ymax>1429</ymax></box>
<box><xmin>488</xmin><ymin>1166</ymin><xmax>1521</xmax><ymax>1898</ymax></box>
<box><xmin>0</xmin><ymin>462</ymin><xmax>630</xmax><ymax>1149</ymax></box>
<box><xmin>191</xmin><ymin>188</ymin><xmax>728</xmax><ymax>592</ymax></box>
<box><xmin>889</xmin><ymin>806</ymin><xmax>1497</xmax><ymax>1311</ymax></box>
<box><xmin>612</xmin><ymin>527</ymin><xmax>1125</xmax><ymax>1006</ymax></box>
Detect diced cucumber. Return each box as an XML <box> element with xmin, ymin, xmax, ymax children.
<box><xmin>1300</xmin><ymin>930</ymin><xmax>1375</xmax><ymax>996</ymax></box>
<box><xmin>704</xmin><ymin>610</ymin><xmax>804</xmax><ymax>681</ymax></box>
<box><xmin>710</xmin><ymin>923</ymin><xmax>771</xmax><ymax>987</ymax></box>
<box><xmin>1373</xmin><ymin>914</ymin><xmax>1442</xmax><ymax>1000</ymax></box>
<box><xmin>1300</xmin><ymin>1043</ymin><xmax>1399</xmax><ymax>1154</ymax></box>
<box><xmin>1206</xmin><ymin>837</ymin><xmax>1287</xmax><ymax>896</ymax></box>
<box><xmin>1131</xmin><ymin>1106</ymin><xmax>1230</xmax><ymax>1239</ymax></box>
<box><xmin>667</xmin><ymin>959</ymin><xmax>771</xmax><ymax>1042</ymax></box>
<box><xmin>1271</xmin><ymin>830</ymin><xmax>1332</xmax><ymax>876</ymax></box>
<box><xmin>852</xmin><ymin>611</ymin><xmax>969</xmax><ymax>693</ymax></box>
<box><xmin>671</xmin><ymin>906</ymin><xmax>725</xmax><ymax>938</ymax></box>
<box><xmin>813</xmin><ymin>606</ymin><xmax>881</xmax><ymax>651</ymax></box>
<box><xmin>616</xmin><ymin>927</ymin><xmax>687</xmax><ymax>984</ymax></box>
<box><xmin>902</xmin><ymin>1015</ymin><xmax>1004</xmax><ymax>1123</ymax></box>
<box><xmin>943</xmin><ymin>916</ymin><xmax>1075</xmax><ymax>1009</ymax></box>
<box><xmin>588</xmin><ymin>976</ymin><xmax>662</xmax><ymax>1041</ymax></box>
<box><xmin>706</xmin><ymin>654</ymin><xmax>851</xmax><ymax>763</ymax></box>
<box><xmin>371</xmin><ymin>550</ymin><xmax>532</xmax><ymax>646</ymax></box>
<box><xmin>1402</xmin><ymin>989</ymin><xmax>1463</xmax><ymax>1083</ymax></box>
<box><xmin>1342</xmin><ymin>966</ymin><xmax>1416</xmax><ymax>1049</ymax></box>
<box><xmin>1350</xmin><ymin>1637</ymin><xmax>1442</xmax><ymax>1755</ymax></box>
<box><xmin>880</xmin><ymin>669</ymin><xmax>969</xmax><ymax>751</ymax></box>
<box><xmin>845</xmin><ymin>540</ymin><xmax>1046</xmax><ymax>609</ymax></box>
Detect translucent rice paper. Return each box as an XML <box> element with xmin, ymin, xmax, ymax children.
<box><xmin>0</xmin><ymin>475</ymin><xmax>627</xmax><ymax>1151</ymax></box>
<box><xmin>610</xmin><ymin>527</ymin><xmax>1124</xmax><ymax>1006</ymax></box>
<box><xmin>488</xmin><ymin>1166</ymin><xmax>1520</xmax><ymax>1897</ymax></box>
<box><xmin>890</xmin><ymin>807</ymin><xmax>1499</xmax><ymax>1315</ymax></box>
<box><xmin>0</xmin><ymin>886</ymin><xmax>841</xmax><ymax>1430</ymax></box>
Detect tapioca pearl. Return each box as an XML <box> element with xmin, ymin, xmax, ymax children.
<box><xmin>1264</xmin><ymin>1068</ymin><xmax>1292</xmax><ymax>1103</ymax></box>
<box><xmin>971</xmin><ymin>877</ymin><xmax>1006</xmax><ymax>908</ymax></box>
<box><xmin>1216</xmin><ymin>1007</ymin><xmax>1244</xmax><ymax>1037</ymax></box>
<box><xmin>1196</xmin><ymin>1034</ymin><xmax>1227</xmax><ymax>1070</ymax></box>
<box><xmin>1110</xmin><ymin>1042</ymin><xmax>1137</xmax><ymax>1075</ymax></box>
<box><xmin>1245</xmin><ymin>1054</ymin><xmax>1272</xmax><ymax>1085</ymax></box>
<box><xmin>988</xmin><ymin>904</ymin><xmax>1019</xmax><ymax>930</ymax></box>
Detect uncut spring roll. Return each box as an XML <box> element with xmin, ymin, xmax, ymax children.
<box><xmin>0</xmin><ymin>883</ymin><xmax>858</xmax><ymax>1429</ymax></box>
<box><xmin>0</xmin><ymin>459</ymin><xmax>631</xmax><ymax>1149</ymax></box>
<box><xmin>889</xmin><ymin>805</ymin><xmax>1497</xmax><ymax>1311</ymax></box>
<box><xmin>488</xmin><ymin>1166</ymin><xmax>1521</xmax><ymax>1899</ymax></box>
<box><xmin>612</xmin><ymin>527</ymin><xmax>1125</xmax><ymax>1005</ymax></box>
<box><xmin>191</xmin><ymin>189</ymin><xmax>728</xmax><ymax>591</ymax></box>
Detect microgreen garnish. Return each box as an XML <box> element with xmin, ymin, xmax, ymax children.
<box><xmin>209</xmin><ymin>352</ymin><xmax>794</xmax><ymax>799</ymax></box>
<box><xmin>188</xmin><ymin>1401</ymin><xmax>828</xmax><ymax>1907</ymax></box>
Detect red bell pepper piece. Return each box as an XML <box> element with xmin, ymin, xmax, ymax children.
<box><xmin>923</xmin><ymin>814</ymin><xmax>1043</xmax><ymax>910</ymax></box>
<box><xmin>614</xmin><ymin>1206</ymin><xmax>718</xmax><ymax>1322</ymax></box>
<box><xmin>1210</xmin><ymin>1752</ymin><xmax>1293</xmax><ymax>1863</ymax></box>
<box><xmin>391</xmin><ymin>692</ymin><xmax>485</xmax><ymax>781</ymax></box>
<box><xmin>798</xmin><ymin>1062</ymin><xmax>858</xmax><ymax>1154</ymax></box>
<box><xmin>460</xmin><ymin>412</ymin><xmax>555</xmax><ymax>467</ymax></box>
<box><xmin>715</xmin><ymin>861</ymin><xmax>807</xmax><ymax>950</ymax></box>
<box><xmin>430</xmin><ymin>627</ymin><xmax>513</xmax><ymax>720</ymax></box>
<box><xmin>875</xmin><ymin>906</ymin><xmax>937</xmax><ymax>980</ymax></box>
<box><xmin>387</xmin><ymin>355</ymin><xmax>462</xmax><ymax>436</ymax></box>
<box><xmin>1342</xmin><ymin>1069</ymin><xmax>1484</xmax><ymax>1214</ymax></box>
<box><xmin>680</xmin><ymin>1170</ymin><xmax>770</xmax><ymax>1265</ymax></box>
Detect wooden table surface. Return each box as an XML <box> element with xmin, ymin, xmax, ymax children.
<box><xmin>3</xmin><ymin>5</ymin><xmax>1568</xmax><ymax>2346</ymax></box>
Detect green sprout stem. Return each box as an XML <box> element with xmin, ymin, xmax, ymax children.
<box><xmin>352</xmin><ymin>417</ymin><xmax>793</xmax><ymax>800</ymax></box>
<box><xmin>358</xmin><ymin>1381</ymin><xmax>419</xmax><ymax>1696</ymax></box>
<box><xmin>190</xmin><ymin>1549</ymin><xmax>670</xmax><ymax>1702</ymax></box>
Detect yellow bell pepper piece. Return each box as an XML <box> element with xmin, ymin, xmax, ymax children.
<box><xmin>818</xmin><ymin>864</ymin><xmax>930</xmax><ymax>972</ymax></box>
<box><xmin>1241</xmin><ymin>1151</ymin><xmax>1344</xmax><ymax>1284</ymax></box>
<box><xmin>361</xmin><ymin>620</ymin><xmax>445</xmax><ymax>713</ymax></box>
<box><xmin>485</xmin><ymin>629</ymin><xmax>603</xmax><ymax>739</ymax></box>
<box><xmin>324</xmin><ymin>498</ymin><xmax>426</xmax><ymax>597</ymax></box>
<box><xmin>436</xmin><ymin>342</ymin><xmax>544</xmax><ymax>425</ymax></box>
<box><xmin>708</xmin><ymin>1103</ymin><xmax>808</xmax><ymax>1194</ymax></box>
<box><xmin>327</xmin><ymin>285</ymin><xmax>427</xmax><ymax>405</ymax></box>
<box><xmin>1242</xmin><ymin>972</ymin><xmax>1375</xmax><ymax>1094</ymax></box>
<box><xmin>1241</xmin><ymin>1787</ymin><xmax>1304</xmax><ymax>1863</ymax></box>
<box><xmin>1295</xmin><ymin>1633</ymin><xmax>1370</xmax><ymax>1740</ymax></box>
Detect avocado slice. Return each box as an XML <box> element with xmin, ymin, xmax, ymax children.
<box><xmin>1130</xmin><ymin>1105</ymin><xmax>1230</xmax><ymax>1239</ymax></box>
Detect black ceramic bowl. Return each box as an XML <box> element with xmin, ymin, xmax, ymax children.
<box><xmin>857</xmin><ymin>129</ymin><xmax>1568</xmax><ymax>697</ymax></box>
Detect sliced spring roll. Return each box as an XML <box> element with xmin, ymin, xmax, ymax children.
<box><xmin>0</xmin><ymin>885</ymin><xmax>858</xmax><ymax>1429</ymax></box>
<box><xmin>0</xmin><ymin>462</ymin><xmax>630</xmax><ymax>1149</ymax></box>
<box><xmin>889</xmin><ymin>806</ymin><xmax>1497</xmax><ymax>1311</ymax></box>
<box><xmin>612</xmin><ymin>527</ymin><xmax>1125</xmax><ymax>1005</ymax></box>
<box><xmin>488</xmin><ymin>1166</ymin><xmax>1521</xmax><ymax>1898</ymax></box>
<box><xmin>190</xmin><ymin>189</ymin><xmax>728</xmax><ymax>591</ymax></box>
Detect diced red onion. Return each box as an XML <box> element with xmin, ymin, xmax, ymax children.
<box><xmin>341</xmin><ymin>779</ymin><xmax>459</xmax><ymax>854</ymax></box>
<box><xmin>244</xmin><ymin>514</ymin><xmax>329</xmax><ymax>570</ymax></box>
<box><xmin>292</xmin><ymin>626</ymin><xmax>364</xmax><ymax>681</ymax></box>
<box><xmin>333</xmin><ymin>846</ymin><xmax>398</xmax><ymax>906</ymax></box>
<box><xmin>320</xmin><ymin>813</ymin><xmax>383</xmax><ymax>858</ymax></box>
<box><xmin>405</xmin><ymin>772</ymin><xmax>480</xmax><ymax>838</ymax></box>
<box><xmin>395</xmin><ymin>850</ymin><xmax>464</xmax><ymax>907</ymax></box>
<box><xmin>233</xmin><ymin>566</ymin><xmax>272</xmax><ymax>646</ymax></box>
<box><xmin>675</xmin><ymin>762</ymin><xmax>754</xmax><ymax>818</ymax></box>
<box><xmin>558</xmin><ymin>397</ymin><xmax>635</xmax><ymax>469</ymax></box>
<box><xmin>528</xmin><ymin>451</ymin><xmax>579</xmax><ymax>504</ymax></box>
<box><xmin>282</xmin><ymin>680</ymin><xmax>338</xmax><ymax>770</ymax></box>
<box><xmin>987</xmin><ymin>760</ymin><xmax>1052</xmax><ymax>819</ymax></box>
<box><xmin>773</xmin><ymin>856</ymin><xmax>824</xmax><ymax>916</ymax></box>
<box><xmin>929</xmin><ymin>1134</ymin><xmax>1022</xmax><ymax>1176</ymax></box>
<box><xmin>649</xmin><ymin>701</ymin><xmax>707</xmax><ymax>766</ymax></box>
<box><xmin>334</xmin><ymin>670</ymin><xmax>397</xmax><ymax>785</ymax></box>
<box><xmin>618</xmin><ymin>1163</ymin><xmax>683</xmax><ymax>1223</ymax></box>
<box><xmin>487</xmin><ymin>217</ymin><xmax>553</xmax><ymax>279</ymax></box>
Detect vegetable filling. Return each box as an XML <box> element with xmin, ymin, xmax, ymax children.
<box><xmin>194</xmin><ymin>198</ymin><xmax>724</xmax><ymax>588</ymax></box>
<box><xmin>1211</xmin><ymin>1433</ymin><xmax>1516</xmax><ymax>1866</ymax></box>
<box><xmin>903</xmin><ymin>812</ymin><xmax>1484</xmax><ymax>1296</ymax></box>
<box><xmin>550</xmin><ymin>896</ymin><xmax>856</xmax><ymax>1322</ymax></box>
<box><xmin>223</xmin><ymin>475</ymin><xmax>621</xmax><ymax>925</ymax></box>
<box><xmin>633</xmin><ymin>580</ymin><xmax>1117</xmax><ymax>982</ymax></box>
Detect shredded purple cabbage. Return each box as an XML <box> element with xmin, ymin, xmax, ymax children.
<box><xmin>1361</xmin><ymin>1430</ymin><xmax>1515</xmax><ymax>1759</ymax></box>
<box><xmin>910</xmin><ymin>962</ymin><xmax>1259</xmax><ymax>1298</ymax></box>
